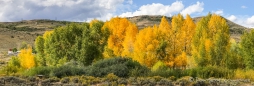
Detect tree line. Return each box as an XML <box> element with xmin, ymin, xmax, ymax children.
<box><xmin>19</xmin><ymin>13</ymin><xmax>253</xmax><ymax>71</ymax></box>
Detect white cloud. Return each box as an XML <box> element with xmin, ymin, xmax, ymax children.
<box><xmin>227</xmin><ymin>15</ymin><xmax>237</xmax><ymax>21</ymax></box>
<box><xmin>180</xmin><ymin>2</ymin><xmax>204</xmax><ymax>15</ymax></box>
<box><xmin>0</xmin><ymin>0</ymin><xmax>129</xmax><ymax>22</ymax></box>
<box><xmin>120</xmin><ymin>1</ymin><xmax>184</xmax><ymax>17</ymax></box>
<box><xmin>225</xmin><ymin>15</ymin><xmax>254</xmax><ymax>28</ymax></box>
<box><xmin>247</xmin><ymin>16</ymin><xmax>254</xmax><ymax>27</ymax></box>
<box><xmin>214</xmin><ymin>10</ymin><xmax>224</xmax><ymax>15</ymax></box>
<box><xmin>120</xmin><ymin>1</ymin><xmax>205</xmax><ymax>17</ymax></box>
<box><xmin>241</xmin><ymin>5</ymin><xmax>247</xmax><ymax>9</ymax></box>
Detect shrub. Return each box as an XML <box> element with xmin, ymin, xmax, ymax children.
<box><xmin>41</xmin><ymin>77</ymin><xmax>60</xmax><ymax>85</ymax></box>
<box><xmin>195</xmin><ymin>66</ymin><xmax>234</xmax><ymax>78</ymax></box>
<box><xmin>23</xmin><ymin>66</ymin><xmax>53</xmax><ymax>77</ymax></box>
<box><xmin>85</xmin><ymin>57</ymin><xmax>149</xmax><ymax>77</ymax></box>
<box><xmin>149</xmin><ymin>68</ymin><xmax>188</xmax><ymax>78</ymax></box>
<box><xmin>60</xmin><ymin>77</ymin><xmax>70</xmax><ymax>83</ymax></box>
<box><xmin>157</xmin><ymin>78</ymin><xmax>173</xmax><ymax>86</ymax></box>
<box><xmin>71</xmin><ymin>77</ymin><xmax>79</xmax><ymax>83</ymax></box>
<box><xmin>79</xmin><ymin>76</ymin><xmax>101</xmax><ymax>85</ymax></box>
<box><xmin>2</xmin><ymin>76</ymin><xmax>26</xmax><ymax>84</ymax></box>
<box><xmin>1</xmin><ymin>56</ymin><xmax>22</xmax><ymax>75</ymax></box>
<box><xmin>117</xmin><ymin>78</ymin><xmax>128</xmax><ymax>85</ymax></box>
<box><xmin>104</xmin><ymin>73</ymin><xmax>119</xmax><ymax>82</ymax></box>
<box><xmin>51</xmin><ymin>64</ymin><xmax>85</xmax><ymax>78</ymax></box>
<box><xmin>151</xmin><ymin>61</ymin><xmax>167</xmax><ymax>72</ymax></box>
<box><xmin>176</xmin><ymin>76</ymin><xmax>191</xmax><ymax>86</ymax></box>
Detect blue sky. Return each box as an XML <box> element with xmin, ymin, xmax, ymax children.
<box><xmin>0</xmin><ymin>0</ymin><xmax>253</xmax><ymax>27</ymax></box>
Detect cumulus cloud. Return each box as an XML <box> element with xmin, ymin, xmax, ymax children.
<box><xmin>247</xmin><ymin>16</ymin><xmax>254</xmax><ymax>27</ymax></box>
<box><xmin>120</xmin><ymin>1</ymin><xmax>204</xmax><ymax>17</ymax></box>
<box><xmin>0</xmin><ymin>0</ymin><xmax>128</xmax><ymax>22</ymax></box>
<box><xmin>120</xmin><ymin>1</ymin><xmax>185</xmax><ymax>17</ymax></box>
<box><xmin>180</xmin><ymin>2</ymin><xmax>204</xmax><ymax>15</ymax></box>
<box><xmin>227</xmin><ymin>15</ymin><xmax>237</xmax><ymax>21</ymax></box>
<box><xmin>225</xmin><ymin>15</ymin><xmax>254</xmax><ymax>28</ymax></box>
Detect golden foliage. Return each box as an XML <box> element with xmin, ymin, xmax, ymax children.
<box><xmin>174</xmin><ymin>52</ymin><xmax>187</xmax><ymax>68</ymax></box>
<box><xmin>103</xmin><ymin>17</ymin><xmax>138</xmax><ymax>57</ymax></box>
<box><xmin>133</xmin><ymin>26</ymin><xmax>159</xmax><ymax>67</ymax></box>
<box><xmin>180</xmin><ymin>14</ymin><xmax>196</xmax><ymax>54</ymax></box>
<box><xmin>18</xmin><ymin>45</ymin><xmax>35</xmax><ymax>69</ymax></box>
<box><xmin>133</xmin><ymin>15</ymin><xmax>196</xmax><ymax>68</ymax></box>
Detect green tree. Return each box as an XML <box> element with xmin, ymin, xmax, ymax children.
<box><xmin>35</xmin><ymin>36</ymin><xmax>46</xmax><ymax>66</ymax></box>
<box><xmin>80</xmin><ymin>20</ymin><xmax>106</xmax><ymax>65</ymax></box>
<box><xmin>192</xmin><ymin>13</ymin><xmax>230</xmax><ymax>67</ymax></box>
<box><xmin>240</xmin><ymin>30</ymin><xmax>254</xmax><ymax>69</ymax></box>
<box><xmin>227</xmin><ymin>39</ymin><xmax>244</xmax><ymax>69</ymax></box>
<box><xmin>38</xmin><ymin>20</ymin><xmax>107</xmax><ymax>66</ymax></box>
<box><xmin>43</xmin><ymin>23</ymin><xmax>84</xmax><ymax>66</ymax></box>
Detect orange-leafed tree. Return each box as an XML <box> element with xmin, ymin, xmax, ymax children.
<box><xmin>19</xmin><ymin>45</ymin><xmax>35</xmax><ymax>69</ymax></box>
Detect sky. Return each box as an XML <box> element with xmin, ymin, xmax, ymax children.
<box><xmin>0</xmin><ymin>0</ymin><xmax>253</xmax><ymax>28</ymax></box>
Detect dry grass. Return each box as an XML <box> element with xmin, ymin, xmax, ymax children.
<box><xmin>0</xmin><ymin>19</ymin><xmax>71</xmax><ymax>53</ymax></box>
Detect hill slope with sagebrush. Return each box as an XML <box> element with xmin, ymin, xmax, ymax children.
<box><xmin>0</xmin><ymin>15</ymin><xmax>249</xmax><ymax>54</ymax></box>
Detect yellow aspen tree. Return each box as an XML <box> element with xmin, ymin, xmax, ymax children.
<box><xmin>208</xmin><ymin>14</ymin><xmax>230</xmax><ymax>66</ymax></box>
<box><xmin>133</xmin><ymin>26</ymin><xmax>159</xmax><ymax>67</ymax></box>
<box><xmin>158</xmin><ymin>16</ymin><xmax>171</xmax><ymax>39</ymax></box>
<box><xmin>170</xmin><ymin>14</ymin><xmax>184</xmax><ymax>58</ymax></box>
<box><xmin>163</xmin><ymin>14</ymin><xmax>184</xmax><ymax>68</ymax></box>
<box><xmin>122</xmin><ymin>22</ymin><xmax>138</xmax><ymax>57</ymax></box>
<box><xmin>181</xmin><ymin>14</ymin><xmax>196</xmax><ymax>55</ymax></box>
<box><xmin>103</xmin><ymin>17</ymin><xmax>138</xmax><ymax>57</ymax></box>
<box><xmin>19</xmin><ymin>45</ymin><xmax>35</xmax><ymax>69</ymax></box>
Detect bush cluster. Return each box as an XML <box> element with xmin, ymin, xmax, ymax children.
<box><xmin>22</xmin><ymin>57</ymin><xmax>149</xmax><ymax>78</ymax></box>
<box><xmin>84</xmin><ymin>57</ymin><xmax>150</xmax><ymax>77</ymax></box>
<box><xmin>191</xmin><ymin>66</ymin><xmax>234</xmax><ymax>79</ymax></box>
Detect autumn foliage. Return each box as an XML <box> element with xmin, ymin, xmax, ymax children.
<box><xmin>103</xmin><ymin>17</ymin><xmax>138</xmax><ymax>57</ymax></box>
<box><xmin>18</xmin><ymin>45</ymin><xmax>35</xmax><ymax>69</ymax></box>
<box><xmin>2</xmin><ymin>13</ymin><xmax>254</xmax><ymax>81</ymax></box>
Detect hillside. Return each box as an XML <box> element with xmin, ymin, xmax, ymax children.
<box><xmin>0</xmin><ymin>16</ymin><xmax>250</xmax><ymax>55</ymax></box>
<box><xmin>0</xmin><ymin>19</ymin><xmax>75</xmax><ymax>54</ymax></box>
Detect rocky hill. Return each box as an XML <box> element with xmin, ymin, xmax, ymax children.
<box><xmin>0</xmin><ymin>16</ymin><xmax>250</xmax><ymax>55</ymax></box>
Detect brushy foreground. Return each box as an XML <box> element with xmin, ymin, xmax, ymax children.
<box><xmin>0</xmin><ymin>75</ymin><xmax>253</xmax><ymax>86</ymax></box>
